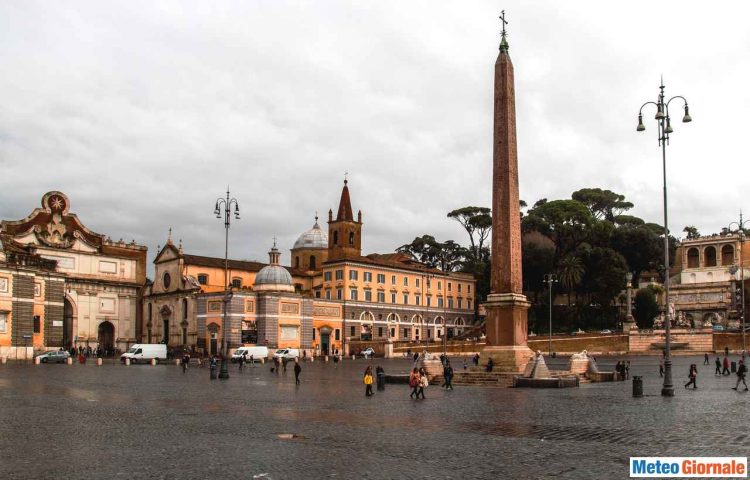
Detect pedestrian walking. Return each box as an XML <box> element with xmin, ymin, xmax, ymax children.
<box><xmin>364</xmin><ymin>366</ymin><xmax>374</xmax><ymax>396</ymax></box>
<box><xmin>181</xmin><ymin>353</ymin><xmax>190</xmax><ymax>373</ymax></box>
<box><xmin>413</xmin><ymin>352</ymin><xmax>419</xmax><ymax>363</ymax></box>
<box><xmin>725</xmin><ymin>346</ymin><xmax>730</xmax><ymax>357</ymax></box>
<box><xmin>473</xmin><ymin>353</ymin><xmax>480</xmax><ymax>367</ymax></box>
<box><xmin>485</xmin><ymin>358</ymin><xmax>494</xmax><ymax>372</ymax></box>
<box><xmin>417</xmin><ymin>370</ymin><xmax>428</xmax><ymax>399</ymax></box>
<box><xmin>704</xmin><ymin>353</ymin><xmax>710</xmax><ymax>365</ymax></box>
<box><xmin>715</xmin><ymin>357</ymin><xmax>722</xmax><ymax>375</ymax></box>
<box><xmin>463</xmin><ymin>359</ymin><xmax>468</xmax><ymax>371</ymax></box>
<box><xmin>625</xmin><ymin>361</ymin><xmax>631</xmax><ymax>380</ymax></box>
<box><xmin>732</xmin><ymin>360</ymin><xmax>748</xmax><ymax>391</ymax></box>
<box><xmin>615</xmin><ymin>361</ymin><xmax>622</xmax><ymax>380</ymax></box>
<box><xmin>282</xmin><ymin>357</ymin><xmax>288</xmax><ymax>373</ymax></box>
<box><xmin>659</xmin><ymin>359</ymin><xmax>664</xmax><ymax>377</ymax></box>
<box><xmin>684</xmin><ymin>364</ymin><xmax>698</xmax><ymax>389</ymax></box>
<box><xmin>443</xmin><ymin>361</ymin><xmax>454</xmax><ymax>390</ymax></box>
<box><xmin>293</xmin><ymin>358</ymin><xmax>301</xmax><ymax>385</ymax></box>
<box><xmin>409</xmin><ymin>368</ymin><xmax>420</xmax><ymax>399</ymax></box>
<box><xmin>723</xmin><ymin>357</ymin><xmax>731</xmax><ymax>375</ymax></box>
<box><xmin>238</xmin><ymin>353</ymin><xmax>245</xmax><ymax>372</ymax></box>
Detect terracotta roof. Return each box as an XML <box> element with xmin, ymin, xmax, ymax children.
<box><xmin>336</xmin><ymin>181</ymin><xmax>354</xmax><ymax>222</ymax></box>
<box><xmin>181</xmin><ymin>253</ymin><xmax>312</xmax><ymax>277</ymax></box>
<box><xmin>322</xmin><ymin>252</ymin><xmax>470</xmax><ymax>277</ymax></box>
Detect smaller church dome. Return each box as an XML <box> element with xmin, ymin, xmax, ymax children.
<box><xmin>293</xmin><ymin>217</ymin><xmax>328</xmax><ymax>250</ymax></box>
<box><xmin>253</xmin><ymin>242</ymin><xmax>295</xmax><ymax>293</ymax></box>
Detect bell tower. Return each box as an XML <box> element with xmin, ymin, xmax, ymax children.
<box><xmin>328</xmin><ymin>178</ymin><xmax>362</xmax><ymax>260</ymax></box>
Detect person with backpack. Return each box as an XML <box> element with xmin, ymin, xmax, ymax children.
<box><xmin>732</xmin><ymin>359</ymin><xmax>748</xmax><ymax>391</ymax></box>
<box><xmin>417</xmin><ymin>369</ymin><xmax>428</xmax><ymax>399</ymax></box>
<box><xmin>684</xmin><ymin>364</ymin><xmax>698</xmax><ymax>389</ymax></box>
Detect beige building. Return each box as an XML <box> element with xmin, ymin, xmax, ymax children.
<box><xmin>0</xmin><ymin>192</ymin><xmax>147</xmax><ymax>355</ymax></box>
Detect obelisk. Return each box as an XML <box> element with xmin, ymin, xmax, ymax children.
<box><xmin>480</xmin><ymin>12</ymin><xmax>534</xmax><ymax>372</ymax></box>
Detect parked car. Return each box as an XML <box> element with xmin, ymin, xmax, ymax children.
<box><xmin>36</xmin><ymin>351</ymin><xmax>70</xmax><ymax>363</ymax></box>
<box><xmin>360</xmin><ymin>347</ymin><xmax>375</xmax><ymax>357</ymax></box>
<box><xmin>712</xmin><ymin>325</ymin><xmax>725</xmax><ymax>332</ymax></box>
<box><xmin>273</xmin><ymin>348</ymin><xmax>299</xmax><ymax>360</ymax></box>
<box><xmin>600</xmin><ymin>329</ymin><xmax>613</xmax><ymax>334</ymax></box>
<box><xmin>231</xmin><ymin>346</ymin><xmax>269</xmax><ymax>363</ymax></box>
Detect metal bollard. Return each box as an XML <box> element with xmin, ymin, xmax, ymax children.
<box><xmin>150</xmin><ymin>358</ymin><xmax>157</xmax><ymax>366</ymax></box>
<box><xmin>261</xmin><ymin>358</ymin><xmax>265</xmax><ymax>364</ymax></box>
<box><xmin>1</xmin><ymin>356</ymin><xmax>6</xmax><ymax>365</ymax></box>
<box><xmin>96</xmin><ymin>358</ymin><xmax>103</xmax><ymax>366</ymax></box>
<box><xmin>352</xmin><ymin>354</ymin><xmax>355</xmax><ymax>360</ymax></box>
<box><xmin>632</xmin><ymin>376</ymin><xmax>643</xmax><ymax>397</ymax></box>
<box><xmin>66</xmin><ymin>357</ymin><xmax>73</xmax><ymax>365</ymax></box>
<box><xmin>731</xmin><ymin>361</ymin><xmax>737</xmax><ymax>373</ymax></box>
<box><xmin>124</xmin><ymin>357</ymin><xmax>130</xmax><ymax>366</ymax></box>
<box><xmin>34</xmin><ymin>356</ymin><xmax>41</xmax><ymax>365</ymax></box>
<box><xmin>325</xmin><ymin>355</ymin><xmax>329</xmax><ymax>362</ymax></box>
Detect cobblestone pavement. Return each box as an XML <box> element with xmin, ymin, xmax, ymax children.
<box><xmin>1</xmin><ymin>355</ymin><xmax>748</xmax><ymax>479</ymax></box>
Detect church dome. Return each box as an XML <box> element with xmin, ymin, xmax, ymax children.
<box><xmin>253</xmin><ymin>243</ymin><xmax>295</xmax><ymax>293</ymax></box>
<box><xmin>293</xmin><ymin>218</ymin><xmax>328</xmax><ymax>250</ymax></box>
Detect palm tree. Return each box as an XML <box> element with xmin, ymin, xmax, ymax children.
<box><xmin>556</xmin><ymin>255</ymin><xmax>585</xmax><ymax>305</ymax></box>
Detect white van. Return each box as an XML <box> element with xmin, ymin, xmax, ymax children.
<box><xmin>273</xmin><ymin>348</ymin><xmax>299</xmax><ymax>360</ymax></box>
<box><xmin>231</xmin><ymin>346</ymin><xmax>269</xmax><ymax>363</ymax></box>
<box><xmin>121</xmin><ymin>344</ymin><xmax>167</xmax><ymax>364</ymax></box>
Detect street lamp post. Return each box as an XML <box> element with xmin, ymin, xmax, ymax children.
<box><xmin>728</xmin><ymin>212</ymin><xmax>749</xmax><ymax>354</ymax></box>
<box><xmin>214</xmin><ymin>188</ymin><xmax>240</xmax><ymax>380</ymax></box>
<box><xmin>543</xmin><ymin>274</ymin><xmax>558</xmax><ymax>356</ymax></box>
<box><xmin>625</xmin><ymin>272</ymin><xmax>634</xmax><ymax>326</ymax></box>
<box><xmin>636</xmin><ymin>79</ymin><xmax>692</xmax><ymax>397</ymax></box>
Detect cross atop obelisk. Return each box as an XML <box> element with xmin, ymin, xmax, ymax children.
<box><xmin>499</xmin><ymin>10</ymin><xmax>509</xmax><ymax>51</ymax></box>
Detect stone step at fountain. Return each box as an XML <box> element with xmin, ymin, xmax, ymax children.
<box><xmin>438</xmin><ymin>371</ymin><xmax>517</xmax><ymax>387</ymax></box>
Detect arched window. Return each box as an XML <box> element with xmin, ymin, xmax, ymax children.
<box><xmin>704</xmin><ymin>246</ymin><xmax>717</xmax><ymax>267</ymax></box>
<box><xmin>333</xmin><ymin>231</ymin><xmax>339</xmax><ymax>245</ymax></box>
<box><xmin>360</xmin><ymin>311</ymin><xmax>375</xmax><ymax>322</ymax></box>
<box><xmin>387</xmin><ymin>313</ymin><xmax>400</xmax><ymax>323</ymax></box>
<box><xmin>411</xmin><ymin>314</ymin><xmax>423</xmax><ymax>324</ymax></box>
<box><xmin>349</xmin><ymin>231</ymin><xmax>354</xmax><ymax>246</ymax></box>
<box><xmin>687</xmin><ymin>248</ymin><xmax>699</xmax><ymax>268</ymax></box>
<box><xmin>309</xmin><ymin>255</ymin><xmax>316</xmax><ymax>270</ymax></box>
<box><xmin>182</xmin><ymin>298</ymin><xmax>188</xmax><ymax>320</ymax></box>
<box><xmin>721</xmin><ymin>245</ymin><xmax>734</xmax><ymax>266</ymax></box>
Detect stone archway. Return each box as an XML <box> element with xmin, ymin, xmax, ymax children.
<box><xmin>98</xmin><ymin>321</ymin><xmax>115</xmax><ymax>354</ymax></box>
<box><xmin>63</xmin><ymin>296</ymin><xmax>75</xmax><ymax>349</ymax></box>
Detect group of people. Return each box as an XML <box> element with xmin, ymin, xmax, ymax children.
<box><xmin>615</xmin><ymin>360</ymin><xmax>630</xmax><ymax>380</ymax></box>
<box><xmin>362</xmin><ymin>366</ymin><xmax>386</xmax><ymax>396</ymax></box>
<box><xmin>676</xmin><ymin>351</ymin><xmax>748</xmax><ymax>391</ymax></box>
<box><xmin>408</xmin><ymin>367</ymin><xmax>430</xmax><ymax>399</ymax></box>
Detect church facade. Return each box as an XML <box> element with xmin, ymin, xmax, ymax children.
<box><xmin>0</xmin><ymin>192</ymin><xmax>147</xmax><ymax>358</ymax></box>
<box><xmin>142</xmin><ymin>180</ymin><xmax>476</xmax><ymax>356</ymax></box>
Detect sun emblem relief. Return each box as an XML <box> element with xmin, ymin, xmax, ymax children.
<box><xmin>36</xmin><ymin>192</ymin><xmax>74</xmax><ymax>248</ymax></box>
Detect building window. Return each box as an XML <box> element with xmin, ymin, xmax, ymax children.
<box><xmin>324</xmin><ymin>271</ymin><xmax>332</xmax><ymax>282</ymax></box>
<box><xmin>468</xmin><ymin>299</ymin><xmax>472</xmax><ymax>309</ymax></box>
<box><xmin>335</xmin><ymin>270</ymin><xmax>344</xmax><ymax>280</ymax></box>
<box><xmin>312</xmin><ymin>328</ymin><xmax>316</xmax><ymax>340</ymax></box>
<box><xmin>182</xmin><ymin>298</ymin><xmax>188</xmax><ymax>320</ymax></box>
<box><xmin>438</xmin><ymin>298</ymin><xmax>444</xmax><ymax>308</ymax></box>
<box><xmin>349</xmin><ymin>232</ymin><xmax>355</xmax><ymax>245</ymax></box>
<box><xmin>325</xmin><ymin>289</ymin><xmax>331</xmax><ymax>300</ymax></box>
<box><xmin>427</xmin><ymin>279</ymin><xmax>431</xmax><ymax>288</ymax></box>
<box><xmin>403</xmin><ymin>277</ymin><xmax>408</xmax><ymax>286</ymax></box>
<box><xmin>335</xmin><ymin>329</ymin><xmax>340</xmax><ymax>340</ymax></box>
<box><xmin>458</xmin><ymin>298</ymin><xmax>463</xmax><ymax>309</ymax></box>
<box><xmin>364</xmin><ymin>272</ymin><xmax>372</xmax><ymax>282</ymax></box>
<box><xmin>315</xmin><ymin>290</ymin><xmax>321</xmax><ymax>298</ymax></box>
<box><xmin>377</xmin><ymin>274</ymin><xmax>385</xmax><ymax>284</ymax></box>
<box><xmin>448</xmin><ymin>282</ymin><xmax>452</xmax><ymax>291</ymax></box>
<box><xmin>350</xmin><ymin>326</ymin><xmax>355</xmax><ymax>337</ymax></box>
<box><xmin>295</xmin><ymin>256</ymin><xmax>300</xmax><ymax>269</ymax></box>
<box><xmin>232</xmin><ymin>278</ymin><xmax>242</xmax><ymax>289</ymax></box>
<box><xmin>336</xmin><ymin>289</ymin><xmax>343</xmax><ymax>300</ymax></box>
<box><xmin>310</xmin><ymin>255</ymin><xmax>317</xmax><ymax>270</ymax></box>
<box><xmin>391</xmin><ymin>293</ymin><xmax>396</xmax><ymax>303</ymax></box>
<box><xmin>377</xmin><ymin>291</ymin><xmax>385</xmax><ymax>303</ymax></box>
<box><xmin>0</xmin><ymin>311</ymin><xmax>7</xmax><ymax>333</ymax></box>
<box><xmin>437</xmin><ymin>281</ymin><xmax>442</xmax><ymax>290</ymax></box>
<box><xmin>704</xmin><ymin>246</ymin><xmax>717</xmax><ymax>267</ymax></box>
<box><xmin>687</xmin><ymin>248</ymin><xmax>699</xmax><ymax>268</ymax></box>
<box><xmin>333</xmin><ymin>231</ymin><xmax>339</xmax><ymax>245</ymax></box>
<box><xmin>182</xmin><ymin>327</ymin><xmax>187</xmax><ymax>345</ymax></box>
<box><xmin>427</xmin><ymin>296</ymin><xmax>431</xmax><ymax>307</ymax></box>
<box><xmin>33</xmin><ymin>315</ymin><xmax>41</xmax><ymax>334</ymax></box>
<box><xmin>427</xmin><ymin>329</ymin><xmax>431</xmax><ymax>338</ymax></box>
<box><xmin>416</xmin><ymin>278</ymin><xmax>420</xmax><ymax>288</ymax></box>
<box><xmin>364</xmin><ymin>290</ymin><xmax>372</xmax><ymax>302</ymax></box>
<box><xmin>197</xmin><ymin>274</ymin><xmax>208</xmax><ymax>285</ymax></box>
<box><xmin>378</xmin><ymin>327</ymin><xmax>383</xmax><ymax>337</ymax></box>
<box><xmin>391</xmin><ymin>275</ymin><xmax>396</xmax><ymax>285</ymax></box>
<box><xmin>349</xmin><ymin>270</ymin><xmax>358</xmax><ymax>281</ymax></box>
<box><xmin>448</xmin><ymin>298</ymin><xmax>454</xmax><ymax>309</ymax></box>
<box><xmin>163</xmin><ymin>272</ymin><xmax>171</xmax><ymax>289</ymax></box>
<box><xmin>721</xmin><ymin>245</ymin><xmax>734</xmax><ymax>266</ymax></box>
<box><xmin>350</xmin><ymin>289</ymin><xmax>358</xmax><ymax>301</ymax></box>
<box><xmin>468</xmin><ymin>284</ymin><xmax>471</xmax><ymax>293</ymax></box>
<box><xmin>415</xmin><ymin>294</ymin><xmax>421</xmax><ymax>305</ymax></box>
<box><xmin>458</xmin><ymin>283</ymin><xmax>462</xmax><ymax>293</ymax></box>
<box><xmin>403</xmin><ymin>293</ymin><xmax>408</xmax><ymax>304</ymax></box>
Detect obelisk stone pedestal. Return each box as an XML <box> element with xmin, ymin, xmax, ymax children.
<box><xmin>481</xmin><ymin>294</ymin><xmax>534</xmax><ymax>372</ymax></box>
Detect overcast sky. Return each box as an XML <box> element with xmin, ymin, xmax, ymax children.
<box><xmin>2</xmin><ymin>1</ymin><xmax>749</xmax><ymax>273</ymax></box>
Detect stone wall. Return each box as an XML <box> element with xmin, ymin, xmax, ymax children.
<box><xmin>628</xmin><ymin>329</ymin><xmax>713</xmax><ymax>353</ymax></box>
<box><xmin>44</xmin><ymin>278</ymin><xmax>64</xmax><ymax>347</ymax></box>
<box><xmin>11</xmin><ymin>274</ymin><xmax>34</xmax><ymax>346</ymax></box>
<box><xmin>529</xmin><ymin>334</ymin><xmax>628</xmax><ymax>354</ymax></box>
<box><xmin>713</xmin><ymin>333</ymin><xmax>747</xmax><ymax>352</ymax></box>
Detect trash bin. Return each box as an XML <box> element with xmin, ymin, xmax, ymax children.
<box><xmin>731</xmin><ymin>361</ymin><xmax>737</xmax><ymax>373</ymax></box>
<box><xmin>377</xmin><ymin>372</ymin><xmax>385</xmax><ymax>391</ymax></box>
<box><xmin>632</xmin><ymin>376</ymin><xmax>643</xmax><ymax>397</ymax></box>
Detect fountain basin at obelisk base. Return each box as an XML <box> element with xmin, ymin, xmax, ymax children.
<box><xmin>512</xmin><ymin>351</ymin><xmax>579</xmax><ymax>388</ymax></box>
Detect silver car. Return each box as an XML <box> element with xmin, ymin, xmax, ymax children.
<box><xmin>36</xmin><ymin>351</ymin><xmax>70</xmax><ymax>363</ymax></box>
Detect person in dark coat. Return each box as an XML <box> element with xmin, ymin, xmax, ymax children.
<box><xmin>684</xmin><ymin>364</ymin><xmax>697</xmax><ymax>389</ymax></box>
<box><xmin>704</xmin><ymin>353</ymin><xmax>710</xmax><ymax>365</ymax></box>
<box><xmin>732</xmin><ymin>360</ymin><xmax>748</xmax><ymax>391</ymax></box>
<box><xmin>715</xmin><ymin>357</ymin><xmax>722</xmax><ymax>375</ymax></box>
<box><xmin>443</xmin><ymin>361</ymin><xmax>454</xmax><ymax>390</ymax></box>
<box><xmin>293</xmin><ymin>359</ymin><xmax>302</xmax><ymax>385</ymax></box>
<box><xmin>485</xmin><ymin>358</ymin><xmax>494</xmax><ymax>372</ymax></box>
